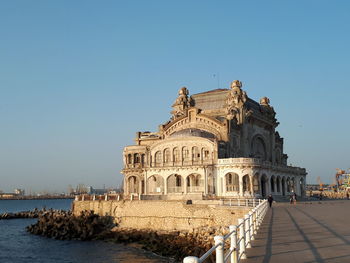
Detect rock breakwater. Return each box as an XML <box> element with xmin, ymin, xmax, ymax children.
<box><xmin>26</xmin><ymin>210</ymin><xmax>114</xmax><ymax>240</ymax></box>
<box><xmin>0</xmin><ymin>208</ymin><xmax>48</xmax><ymax>219</ymax></box>
<box><xmin>26</xmin><ymin>210</ymin><xmax>230</xmax><ymax>262</ymax></box>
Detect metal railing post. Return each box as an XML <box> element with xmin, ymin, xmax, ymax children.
<box><xmin>252</xmin><ymin>208</ymin><xmax>257</xmax><ymax>235</ymax></box>
<box><xmin>238</xmin><ymin>218</ymin><xmax>246</xmax><ymax>259</ymax></box>
<box><xmin>214</xmin><ymin>235</ymin><xmax>224</xmax><ymax>263</ymax></box>
<box><xmin>183</xmin><ymin>256</ymin><xmax>200</xmax><ymax>263</ymax></box>
<box><xmin>230</xmin><ymin>225</ymin><xmax>238</xmax><ymax>263</ymax></box>
<box><xmin>257</xmin><ymin>205</ymin><xmax>261</xmax><ymax>228</ymax></box>
<box><xmin>253</xmin><ymin>198</ymin><xmax>256</xmax><ymax>207</ymax></box>
<box><xmin>249</xmin><ymin>211</ymin><xmax>254</xmax><ymax>241</ymax></box>
<box><xmin>245</xmin><ymin>214</ymin><xmax>251</xmax><ymax>248</ymax></box>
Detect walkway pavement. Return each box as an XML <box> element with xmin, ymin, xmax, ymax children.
<box><xmin>243</xmin><ymin>200</ymin><xmax>350</xmax><ymax>263</ymax></box>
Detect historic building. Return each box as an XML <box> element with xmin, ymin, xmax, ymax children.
<box><xmin>121</xmin><ymin>80</ymin><xmax>307</xmax><ymax>199</ymax></box>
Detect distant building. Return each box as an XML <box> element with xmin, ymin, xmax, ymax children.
<box><xmin>88</xmin><ymin>186</ymin><xmax>119</xmax><ymax>195</ymax></box>
<box><xmin>14</xmin><ymin>189</ymin><xmax>25</xmax><ymax>196</ymax></box>
<box><xmin>122</xmin><ymin>80</ymin><xmax>307</xmax><ymax>199</ymax></box>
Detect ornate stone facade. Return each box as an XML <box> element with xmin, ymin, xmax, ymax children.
<box><xmin>122</xmin><ymin>81</ymin><xmax>307</xmax><ymax>199</ymax></box>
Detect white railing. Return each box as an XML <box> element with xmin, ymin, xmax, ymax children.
<box><xmin>223</xmin><ymin>198</ymin><xmax>261</xmax><ymax>207</ymax></box>
<box><xmin>183</xmin><ymin>199</ymin><xmax>269</xmax><ymax>263</ymax></box>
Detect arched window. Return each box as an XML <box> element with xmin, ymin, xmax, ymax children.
<box><xmin>192</xmin><ymin>146</ymin><xmax>200</xmax><ymax>163</ymax></box>
<box><xmin>182</xmin><ymin>147</ymin><xmax>189</xmax><ymax>161</ymax></box>
<box><xmin>173</xmin><ymin>147</ymin><xmax>180</xmax><ymax>163</ymax></box>
<box><xmin>164</xmin><ymin>148</ymin><xmax>170</xmax><ymax>164</ymax></box>
<box><xmin>251</xmin><ymin>136</ymin><xmax>267</xmax><ymax>160</ymax></box>
<box><xmin>155</xmin><ymin>151</ymin><xmax>162</xmax><ymax>166</ymax></box>
<box><xmin>202</xmin><ymin>148</ymin><xmax>210</xmax><ymax>160</ymax></box>
<box><xmin>127</xmin><ymin>154</ymin><xmax>132</xmax><ymax>164</ymax></box>
<box><xmin>134</xmin><ymin>153</ymin><xmax>140</xmax><ymax>163</ymax></box>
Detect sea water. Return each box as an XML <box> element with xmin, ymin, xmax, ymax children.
<box><xmin>0</xmin><ymin>199</ymin><xmax>171</xmax><ymax>263</ymax></box>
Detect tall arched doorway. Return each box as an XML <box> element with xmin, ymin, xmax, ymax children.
<box><xmin>261</xmin><ymin>175</ymin><xmax>268</xmax><ymax>197</ymax></box>
<box><xmin>167</xmin><ymin>174</ymin><xmax>183</xmax><ymax>193</ymax></box>
<box><xmin>147</xmin><ymin>175</ymin><xmax>164</xmax><ymax>194</ymax></box>
<box><xmin>242</xmin><ymin>174</ymin><xmax>251</xmax><ymax>194</ymax></box>
<box><xmin>282</xmin><ymin>177</ymin><xmax>286</xmax><ymax>196</ymax></box>
<box><xmin>253</xmin><ymin>174</ymin><xmax>260</xmax><ymax>195</ymax></box>
<box><xmin>276</xmin><ymin>176</ymin><xmax>281</xmax><ymax>193</ymax></box>
<box><xmin>225</xmin><ymin>173</ymin><xmax>239</xmax><ymax>193</ymax></box>
<box><xmin>186</xmin><ymin>173</ymin><xmax>203</xmax><ymax>193</ymax></box>
<box><xmin>270</xmin><ymin>175</ymin><xmax>275</xmax><ymax>193</ymax></box>
<box><xmin>127</xmin><ymin>176</ymin><xmax>138</xmax><ymax>194</ymax></box>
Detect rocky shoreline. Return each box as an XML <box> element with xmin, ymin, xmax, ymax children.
<box><xmin>0</xmin><ymin>208</ymin><xmax>50</xmax><ymax>219</ymax></box>
<box><xmin>24</xmin><ymin>210</ymin><xmax>227</xmax><ymax>262</ymax></box>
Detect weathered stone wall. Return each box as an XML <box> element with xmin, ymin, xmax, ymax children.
<box><xmin>73</xmin><ymin>200</ymin><xmax>250</xmax><ymax>231</ymax></box>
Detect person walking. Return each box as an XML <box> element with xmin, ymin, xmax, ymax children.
<box><xmin>268</xmin><ymin>194</ymin><xmax>273</xmax><ymax>208</ymax></box>
<box><xmin>293</xmin><ymin>192</ymin><xmax>297</xmax><ymax>205</ymax></box>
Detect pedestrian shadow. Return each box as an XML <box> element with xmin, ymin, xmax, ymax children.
<box><xmin>295</xmin><ymin>207</ymin><xmax>350</xmax><ymax>245</ymax></box>
<box><xmin>285</xmin><ymin>208</ymin><xmax>325</xmax><ymax>263</ymax></box>
<box><xmin>261</xmin><ymin>208</ymin><xmax>274</xmax><ymax>263</ymax></box>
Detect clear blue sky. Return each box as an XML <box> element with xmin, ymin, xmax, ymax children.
<box><xmin>1</xmin><ymin>0</ymin><xmax>350</xmax><ymax>193</ymax></box>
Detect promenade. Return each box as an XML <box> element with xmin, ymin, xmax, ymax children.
<box><xmin>244</xmin><ymin>201</ymin><xmax>350</xmax><ymax>263</ymax></box>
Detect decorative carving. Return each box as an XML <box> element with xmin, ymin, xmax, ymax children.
<box><xmin>259</xmin><ymin>97</ymin><xmax>276</xmax><ymax>119</ymax></box>
<box><xmin>171</xmin><ymin>87</ymin><xmax>190</xmax><ymax>119</ymax></box>
<box><xmin>225</xmin><ymin>80</ymin><xmax>247</xmax><ymax>123</ymax></box>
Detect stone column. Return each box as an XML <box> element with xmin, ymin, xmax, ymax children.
<box><xmin>220</xmin><ymin>174</ymin><xmax>224</xmax><ymax>196</ymax></box>
<box><xmin>164</xmin><ymin>176</ymin><xmax>168</xmax><ymax>195</ymax></box>
<box><xmin>124</xmin><ymin>177</ymin><xmax>128</xmax><ymax>195</ymax></box>
<box><xmin>258</xmin><ymin>176</ymin><xmax>262</xmax><ymax>196</ymax></box>
<box><xmin>138</xmin><ymin>178</ymin><xmax>142</xmax><ymax>195</ymax></box>
<box><xmin>239</xmin><ymin>175</ymin><xmax>244</xmax><ymax>197</ymax></box>
<box><xmin>266</xmin><ymin>175</ymin><xmax>271</xmax><ymax>196</ymax></box>
<box><xmin>184</xmin><ymin>176</ymin><xmax>187</xmax><ymax>194</ymax></box>
<box><xmin>249</xmin><ymin>174</ymin><xmax>254</xmax><ymax>197</ymax></box>
<box><xmin>144</xmin><ymin>172</ymin><xmax>148</xmax><ymax>195</ymax></box>
<box><xmin>204</xmin><ymin>168</ymin><xmax>208</xmax><ymax>195</ymax></box>
<box><xmin>279</xmin><ymin>177</ymin><xmax>282</xmax><ymax>195</ymax></box>
<box><xmin>295</xmin><ymin>176</ymin><xmax>300</xmax><ymax>196</ymax></box>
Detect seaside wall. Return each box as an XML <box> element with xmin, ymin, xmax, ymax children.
<box><xmin>73</xmin><ymin>200</ymin><xmax>250</xmax><ymax>231</ymax></box>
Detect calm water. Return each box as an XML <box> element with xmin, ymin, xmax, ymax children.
<box><xmin>0</xmin><ymin>199</ymin><xmax>172</xmax><ymax>263</ymax></box>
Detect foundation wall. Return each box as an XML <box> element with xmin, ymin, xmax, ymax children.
<box><xmin>73</xmin><ymin>200</ymin><xmax>250</xmax><ymax>231</ymax></box>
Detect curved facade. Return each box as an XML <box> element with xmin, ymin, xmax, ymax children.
<box><xmin>122</xmin><ymin>81</ymin><xmax>307</xmax><ymax>199</ymax></box>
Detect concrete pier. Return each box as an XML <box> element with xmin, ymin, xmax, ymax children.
<box><xmin>244</xmin><ymin>201</ymin><xmax>350</xmax><ymax>263</ymax></box>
